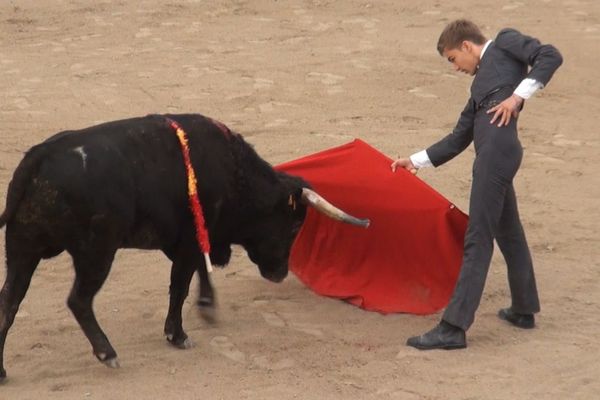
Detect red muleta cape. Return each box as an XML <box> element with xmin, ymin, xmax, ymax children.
<box><xmin>276</xmin><ymin>139</ymin><xmax>468</xmax><ymax>314</ymax></box>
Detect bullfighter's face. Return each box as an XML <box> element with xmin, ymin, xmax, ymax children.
<box><xmin>443</xmin><ymin>41</ymin><xmax>480</xmax><ymax>76</ymax></box>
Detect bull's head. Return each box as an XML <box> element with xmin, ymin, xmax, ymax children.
<box><xmin>240</xmin><ymin>174</ymin><xmax>369</xmax><ymax>283</ymax></box>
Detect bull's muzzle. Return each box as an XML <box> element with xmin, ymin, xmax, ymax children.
<box><xmin>260</xmin><ymin>266</ymin><xmax>289</xmax><ymax>283</ymax></box>
<box><xmin>300</xmin><ymin>188</ymin><xmax>370</xmax><ymax>228</ymax></box>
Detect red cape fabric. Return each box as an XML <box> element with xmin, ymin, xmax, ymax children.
<box><xmin>276</xmin><ymin>139</ymin><xmax>468</xmax><ymax>314</ymax></box>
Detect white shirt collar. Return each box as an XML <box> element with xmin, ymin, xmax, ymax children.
<box><xmin>480</xmin><ymin>39</ymin><xmax>493</xmax><ymax>59</ymax></box>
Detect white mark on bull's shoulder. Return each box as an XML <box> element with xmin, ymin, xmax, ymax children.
<box><xmin>73</xmin><ymin>146</ymin><xmax>87</xmax><ymax>169</ymax></box>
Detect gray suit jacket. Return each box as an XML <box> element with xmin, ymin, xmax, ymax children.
<box><xmin>426</xmin><ymin>28</ymin><xmax>563</xmax><ymax>167</ymax></box>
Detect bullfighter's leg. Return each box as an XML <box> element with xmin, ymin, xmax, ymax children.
<box><xmin>0</xmin><ymin>229</ymin><xmax>43</xmax><ymax>381</ymax></box>
<box><xmin>164</xmin><ymin>243</ymin><xmax>197</xmax><ymax>349</ymax></box>
<box><xmin>67</xmin><ymin>244</ymin><xmax>119</xmax><ymax>368</ymax></box>
<box><xmin>495</xmin><ymin>184</ymin><xmax>540</xmax><ymax>314</ymax></box>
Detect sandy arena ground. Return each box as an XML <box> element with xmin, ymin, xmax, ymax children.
<box><xmin>1</xmin><ymin>1</ymin><xmax>599</xmax><ymax>399</ymax></box>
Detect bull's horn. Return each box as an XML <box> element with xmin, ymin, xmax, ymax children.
<box><xmin>301</xmin><ymin>188</ymin><xmax>370</xmax><ymax>228</ymax></box>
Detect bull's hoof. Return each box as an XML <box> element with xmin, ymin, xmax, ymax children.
<box><xmin>0</xmin><ymin>367</ymin><xmax>7</xmax><ymax>384</ymax></box>
<box><xmin>197</xmin><ymin>296</ymin><xmax>215</xmax><ymax>308</ymax></box>
<box><xmin>166</xmin><ymin>334</ymin><xmax>194</xmax><ymax>349</ymax></box>
<box><xmin>96</xmin><ymin>352</ymin><xmax>120</xmax><ymax>368</ymax></box>
<box><xmin>101</xmin><ymin>357</ymin><xmax>121</xmax><ymax>369</ymax></box>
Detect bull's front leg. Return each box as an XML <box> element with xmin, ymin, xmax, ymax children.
<box><xmin>197</xmin><ymin>244</ymin><xmax>230</xmax><ymax>309</ymax></box>
<box><xmin>196</xmin><ymin>263</ymin><xmax>217</xmax><ymax>323</ymax></box>
<box><xmin>164</xmin><ymin>248</ymin><xmax>197</xmax><ymax>349</ymax></box>
<box><xmin>196</xmin><ymin>263</ymin><xmax>215</xmax><ymax>308</ymax></box>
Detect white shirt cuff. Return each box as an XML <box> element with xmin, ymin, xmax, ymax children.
<box><xmin>514</xmin><ymin>78</ymin><xmax>544</xmax><ymax>100</ymax></box>
<box><xmin>410</xmin><ymin>150</ymin><xmax>433</xmax><ymax>169</ymax></box>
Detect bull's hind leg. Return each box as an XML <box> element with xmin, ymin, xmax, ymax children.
<box><xmin>0</xmin><ymin>233</ymin><xmax>42</xmax><ymax>381</ymax></box>
<box><xmin>67</xmin><ymin>243</ymin><xmax>119</xmax><ymax>368</ymax></box>
<box><xmin>164</xmin><ymin>243</ymin><xmax>197</xmax><ymax>349</ymax></box>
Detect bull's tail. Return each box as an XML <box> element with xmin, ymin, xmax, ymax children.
<box><xmin>0</xmin><ymin>145</ymin><xmax>47</xmax><ymax>229</ymax></box>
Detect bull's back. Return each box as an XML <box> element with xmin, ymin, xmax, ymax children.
<box><xmin>3</xmin><ymin>114</ymin><xmax>237</xmax><ymax>251</ymax></box>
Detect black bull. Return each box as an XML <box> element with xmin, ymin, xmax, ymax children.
<box><xmin>0</xmin><ymin>114</ymin><xmax>368</xmax><ymax>380</ymax></box>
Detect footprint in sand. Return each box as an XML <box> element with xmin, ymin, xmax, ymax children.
<box><xmin>262</xmin><ymin>312</ymin><xmax>286</xmax><ymax>327</ymax></box>
<box><xmin>290</xmin><ymin>322</ymin><xmax>324</xmax><ymax>337</ymax></box>
<box><xmin>402</xmin><ymin>115</ymin><xmax>425</xmax><ymax>124</ymax></box>
<box><xmin>502</xmin><ymin>2</ymin><xmax>524</xmax><ymax>11</ymax></box>
<box><xmin>327</xmin><ymin>87</ymin><xmax>345</xmax><ymax>95</ymax></box>
<box><xmin>531</xmin><ymin>152</ymin><xmax>566</xmax><ymax>164</ymax></box>
<box><xmin>306</xmin><ymin>72</ymin><xmax>346</xmax><ymax>94</ymax></box>
<box><xmin>210</xmin><ymin>336</ymin><xmax>246</xmax><ymax>363</ymax></box>
<box><xmin>135</xmin><ymin>28</ymin><xmax>152</xmax><ymax>38</ymax></box>
<box><xmin>293</xmin><ymin>9</ymin><xmax>314</xmax><ymax>25</ymax></box>
<box><xmin>551</xmin><ymin>134</ymin><xmax>582</xmax><ymax>147</ymax></box>
<box><xmin>253</xmin><ymin>78</ymin><xmax>274</xmax><ymax>90</ymax></box>
<box><xmin>14</xmin><ymin>98</ymin><xmax>31</xmax><ymax>110</ymax></box>
<box><xmin>306</xmin><ymin>72</ymin><xmax>345</xmax><ymax>85</ymax></box>
<box><xmin>70</xmin><ymin>63</ymin><xmax>85</xmax><ymax>71</ymax></box>
<box><xmin>348</xmin><ymin>59</ymin><xmax>372</xmax><ymax>70</ymax></box>
<box><xmin>359</xmin><ymin>40</ymin><xmax>375</xmax><ymax>50</ymax></box>
<box><xmin>342</xmin><ymin>18</ymin><xmax>379</xmax><ymax>35</ymax></box>
<box><xmin>89</xmin><ymin>16</ymin><xmax>113</xmax><ymax>27</ymax></box>
<box><xmin>280</xmin><ymin>36</ymin><xmax>309</xmax><ymax>45</ymax></box>
<box><xmin>252</xmin><ymin>355</ymin><xmax>296</xmax><ymax>370</ymax></box>
<box><xmin>263</xmin><ymin>119</ymin><xmax>288</xmax><ymax>128</ymax></box>
<box><xmin>185</xmin><ymin>22</ymin><xmax>202</xmax><ymax>33</ymax></box>
<box><xmin>258</xmin><ymin>102</ymin><xmax>275</xmax><ymax>113</ymax></box>
<box><xmin>408</xmin><ymin>87</ymin><xmax>438</xmax><ymax>99</ymax></box>
<box><xmin>312</xmin><ymin>22</ymin><xmax>333</xmax><ymax>32</ymax></box>
<box><xmin>182</xmin><ymin>65</ymin><xmax>201</xmax><ymax>78</ymax></box>
<box><xmin>261</xmin><ymin>312</ymin><xmax>324</xmax><ymax>337</ymax></box>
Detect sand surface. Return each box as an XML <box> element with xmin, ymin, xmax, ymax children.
<box><xmin>1</xmin><ymin>1</ymin><xmax>599</xmax><ymax>399</ymax></box>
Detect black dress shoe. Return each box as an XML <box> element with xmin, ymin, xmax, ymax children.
<box><xmin>406</xmin><ymin>321</ymin><xmax>466</xmax><ymax>350</ymax></box>
<box><xmin>498</xmin><ymin>308</ymin><xmax>535</xmax><ymax>329</ymax></box>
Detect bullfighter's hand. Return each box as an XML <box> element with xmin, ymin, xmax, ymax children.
<box><xmin>391</xmin><ymin>158</ymin><xmax>417</xmax><ymax>174</ymax></box>
<box><xmin>487</xmin><ymin>94</ymin><xmax>523</xmax><ymax>127</ymax></box>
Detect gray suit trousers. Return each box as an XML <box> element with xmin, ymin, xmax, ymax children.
<box><xmin>442</xmin><ymin>110</ymin><xmax>540</xmax><ymax>331</ymax></box>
